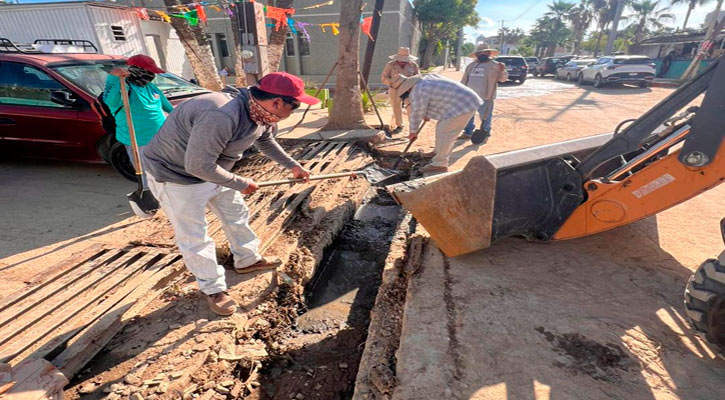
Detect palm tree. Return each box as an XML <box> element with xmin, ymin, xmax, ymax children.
<box><xmin>625</xmin><ymin>0</ymin><xmax>675</xmax><ymax>44</ymax></box>
<box><xmin>670</xmin><ymin>0</ymin><xmax>713</xmax><ymax>30</ymax></box>
<box><xmin>567</xmin><ymin>0</ymin><xmax>596</xmax><ymax>54</ymax></box>
<box><xmin>547</xmin><ymin>0</ymin><xmax>577</xmax><ymax>21</ymax></box>
<box><xmin>592</xmin><ymin>0</ymin><xmax>614</xmax><ymax>55</ymax></box>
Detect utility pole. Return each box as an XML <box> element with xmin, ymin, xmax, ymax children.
<box><xmin>605</xmin><ymin>0</ymin><xmax>625</xmax><ymax>56</ymax></box>
<box><xmin>681</xmin><ymin>0</ymin><xmax>723</xmax><ymax>80</ymax></box>
<box><xmin>361</xmin><ymin>0</ymin><xmax>385</xmax><ymax>84</ymax></box>
<box><xmin>456</xmin><ymin>28</ymin><xmax>463</xmax><ymax>71</ymax></box>
<box><xmin>499</xmin><ymin>20</ymin><xmax>506</xmax><ymax>54</ymax></box>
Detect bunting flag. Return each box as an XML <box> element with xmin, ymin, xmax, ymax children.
<box><xmin>361</xmin><ymin>16</ymin><xmax>373</xmax><ymax>40</ymax></box>
<box><xmin>210</xmin><ymin>5</ymin><xmax>222</xmax><ymax>12</ymax></box>
<box><xmin>195</xmin><ymin>5</ymin><xmax>207</xmax><ymax>24</ymax></box>
<box><xmin>300</xmin><ymin>0</ymin><xmax>334</xmax><ymax>10</ymax></box>
<box><xmin>266</xmin><ymin>6</ymin><xmax>295</xmax><ymax>31</ymax></box>
<box><xmin>154</xmin><ymin>10</ymin><xmax>171</xmax><ymax>23</ymax></box>
<box><xmin>319</xmin><ymin>23</ymin><xmax>340</xmax><ymax>36</ymax></box>
<box><xmin>296</xmin><ymin>21</ymin><xmax>312</xmax><ymax>40</ymax></box>
<box><xmin>170</xmin><ymin>9</ymin><xmax>199</xmax><ymax>26</ymax></box>
<box><xmin>134</xmin><ymin>7</ymin><xmax>150</xmax><ymax>20</ymax></box>
<box><xmin>287</xmin><ymin>17</ymin><xmax>298</xmax><ymax>35</ymax></box>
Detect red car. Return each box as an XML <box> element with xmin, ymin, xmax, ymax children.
<box><xmin>0</xmin><ymin>42</ymin><xmax>208</xmax><ymax>180</ymax></box>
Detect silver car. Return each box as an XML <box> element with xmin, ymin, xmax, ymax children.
<box><xmin>556</xmin><ymin>59</ymin><xmax>596</xmax><ymax>81</ymax></box>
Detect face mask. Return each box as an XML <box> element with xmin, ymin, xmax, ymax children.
<box><xmin>248</xmin><ymin>97</ymin><xmax>282</xmax><ymax>126</ymax></box>
<box><xmin>477</xmin><ymin>54</ymin><xmax>490</xmax><ymax>62</ymax></box>
<box><xmin>126</xmin><ymin>65</ymin><xmax>155</xmax><ymax>86</ymax></box>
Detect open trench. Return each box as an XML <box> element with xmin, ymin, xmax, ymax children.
<box><xmin>57</xmin><ymin>140</ymin><xmax>420</xmax><ymax>400</ymax></box>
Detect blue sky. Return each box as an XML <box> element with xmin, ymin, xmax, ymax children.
<box><xmin>465</xmin><ymin>0</ymin><xmax>715</xmax><ymax>42</ymax></box>
<box><xmin>9</xmin><ymin>0</ymin><xmax>716</xmax><ymax>40</ymax></box>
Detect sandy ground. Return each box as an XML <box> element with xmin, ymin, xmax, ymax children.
<box><xmin>382</xmin><ymin>70</ymin><xmax>725</xmax><ymax>399</ymax></box>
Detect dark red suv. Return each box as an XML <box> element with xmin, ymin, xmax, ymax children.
<box><xmin>0</xmin><ymin>40</ymin><xmax>208</xmax><ymax>180</ymax></box>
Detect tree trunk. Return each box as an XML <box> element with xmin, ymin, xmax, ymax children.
<box><xmin>164</xmin><ymin>0</ymin><xmax>223</xmax><ymax>91</ymax></box>
<box><xmin>594</xmin><ymin>24</ymin><xmax>606</xmax><ymax>56</ymax></box>
<box><xmin>421</xmin><ymin>38</ymin><xmax>438</xmax><ymax>69</ymax></box>
<box><xmin>229</xmin><ymin>7</ymin><xmax>247</xmax><ymax>87</ymax></box>
<box><xmin>323</xmin><ymin>0</ymin><xmax>368</xmax><ymax>130</ymax></box>
<box><xmin>682</xmin><ymin>4</ymin><xmax>694</xmax><ymax>30</ymax></box>
<box><xmin>267</xmin><ymin>0</ymin><xmax>293</xmax><ymax>72</ymax></box>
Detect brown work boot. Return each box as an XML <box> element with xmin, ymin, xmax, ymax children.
<box><xmin>419</xmin><ymin>164</ymin><xmax>449</xmax><ymax>174</ymax></box>
<box><xmin>205</xmin><ymin>291</ymin><xmax>237</xmax><ymax>316</ymax></box>
<box><xmin>234</xmin><ymin>256</ymin><xmax>283</xmax><ymax>274</ymax></box>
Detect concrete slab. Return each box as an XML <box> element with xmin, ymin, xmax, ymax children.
<box><xmin>392</xmin><ymin>185</ymin><xmax>725</xmax><ymax>400</ymax></box>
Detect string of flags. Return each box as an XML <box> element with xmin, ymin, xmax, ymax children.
<box><xmin>135</xmin><ymin>0</ymin><xmax>374</xmax><ymax>42</ymax></box>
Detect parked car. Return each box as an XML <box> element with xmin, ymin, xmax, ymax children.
<box><xmin>555</xmin><ymin>59</ymin><xmax>597</xmax><ymax>81</ymax></box>
<box><xmin>495</xmin><ymin>56</ymin><xmax>528</xmax><ymax>83</ymax></box>
<box><xmin>533</xmin><ymin>56</ymin><xmax>573</xmax><ymax>77</ymax></box>
<box><xmin>0</xmin><ymin>39</ymin><xmax>209</xmax><ymax>180</ymax></box>
<box><xmin>524</xmin><ymin>57</ymin><xmax>538</xmax><ymax>73</ymax></box>
<box><xmin>577</xmin><ymin>55</ymin><xmax>656</xmax><ymax>88</ymax></box>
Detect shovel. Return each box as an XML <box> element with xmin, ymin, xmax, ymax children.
<box><xmin>120</xmin><ymin>78</ymin><xmax>159</xmax><ymax>218</ymax></box>
<box><xmin>392</xmin><ymin>120</ymin><xmax>427</xmax><ymax>169</ymax></box>
<box><xmin>258</xmin><ymin>164</ymin><xmax>400</xmax><ymax>188</ymax></box>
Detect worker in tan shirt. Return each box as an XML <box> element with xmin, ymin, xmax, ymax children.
<box><xmin>381</xmin><ymin>47</ymin><xmax>420</xmax><ymax>134</ymax></box>
<box><xmin>460</xmin><ymin>45</ymin><xmax>508</xmax><ymax>144</ymax></box>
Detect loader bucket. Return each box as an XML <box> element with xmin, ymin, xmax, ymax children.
<box><xmin>390</xmin><ymin>133</ymin><xmax>613</xmax><ymax>257</ymax></box>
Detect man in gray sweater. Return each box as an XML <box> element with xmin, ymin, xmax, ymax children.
<box><xmin>142</xmin><ymin>72</ymin><xmax>318</xmax><ymax>315</ymax></box>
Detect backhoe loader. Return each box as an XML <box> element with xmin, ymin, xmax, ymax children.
<box><xmin>391</xmin><ymin>57</ymin><xmax>725</xmax><ymax>351</ymax></box>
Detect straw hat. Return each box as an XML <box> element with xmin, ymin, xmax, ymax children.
<box><xmin>390</xmin><ymin>74</ymin><xmax>422</xmax><ymax>96</ymax></box>
<box><xmin>389</xmin><ymin>47</ymin><xmax>418</xmax><ymax>62</ymax></box>
<box><xmin>468</xmin><ymin>44</ymin><xmax>500</xmax><ymax>58</ymax></box>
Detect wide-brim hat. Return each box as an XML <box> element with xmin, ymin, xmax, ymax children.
<box><xmin>390</xmin><ymin>74</ymin><xmax>422</xmax><ymax>97</ymax></box>
<box><xmin>389</xmin><ymin>47</ymin><xmax>418</xmax><ymax>62</ymax></box>
<box><xmin>469</xmin><ymin>44</ymin><xmax>500</xmax><ymax>58</ymax></box>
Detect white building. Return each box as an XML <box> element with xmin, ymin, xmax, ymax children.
<box><xmin>0</xmin><ymin>1</ymin><xmax>192</xmax><ymax>79</ymax></box>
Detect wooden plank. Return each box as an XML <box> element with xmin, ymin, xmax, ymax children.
<box><xmin>2</xmin><ymin>359</ymin><xmax>67</xmax><ymax>400</ymax></box>
<box><xmin>0</xmin><ymin>250</ymin><xmax>151</xmax><ymax>364</ymax></box>
<box><xmin>0</xmin><ymin>244</ymin><xmax>106</xmax><ymax>313</ymax></box>
<box><xmin>54</xmin><ymin>257</ymin><xmax>186</xmax><ymax>377</ymax></box>
<box><xmin>0</xmin><ymin>246</ymin><xmax>115</xmax><ymax>326</ymax></box>
<box><xmin>11</xmin><ymin>252</ymin><xmax>171</xmax><ymax>367</ymax></box>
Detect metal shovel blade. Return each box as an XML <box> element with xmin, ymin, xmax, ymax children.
<box><xmin>358</xmin><ymin>163</ymin><xmax>400</xmax><ymax>186</ymax></box>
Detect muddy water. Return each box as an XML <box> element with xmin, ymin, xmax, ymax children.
<box><xmin>254</xmin><ymin>189</ymin><xmax>401</xmax><ymax>400</ymax></box>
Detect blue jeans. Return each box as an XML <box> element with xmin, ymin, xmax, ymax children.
<box><xmin>463</xmin><ymin>99</ymin><xmax>494</xmax><ymax>135</ymax></box>
<box><xmin>125</xmin><ymin>145</ymin><xmax>148</xmax><ymax>190</ymax></box>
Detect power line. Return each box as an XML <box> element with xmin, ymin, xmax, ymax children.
<box><xmin>509</xmin><ymin>0</ymin><xmax>544</xmax><ymax>23</ymax></box>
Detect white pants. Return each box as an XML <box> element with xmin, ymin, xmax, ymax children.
<box><xmin>431</xmin><ymin>110</ymin><xmax>477</xmax><ymax>167</ymax></box>
<box><xmin>147</xmin><ymin>173</ymin><xmax>261</xmax><ymax>295</ymax></box>
<box><xmin>389</xmin><ymin>87</ymin><xmax>403</xmax><ymax>129</ymax></box>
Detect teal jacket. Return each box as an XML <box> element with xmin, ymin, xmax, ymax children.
<box><xmin>104</xmin><ymin>75</ymin><xmax>173</xmax><ymax>146</ymax></box>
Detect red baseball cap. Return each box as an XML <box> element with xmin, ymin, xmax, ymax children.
<box><xmin>257</xmin><ymin>72</ymin><xmax>320</xmax><ymax>105</ymax></box>
<box><xmin>127</xmin><ymin>54</ymin><xmax>164</xmax><ymax>74</ymax></box>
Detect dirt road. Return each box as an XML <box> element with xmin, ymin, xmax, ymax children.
<box><xmin>358</xmin><ymin>71</ymin><xmax>725</xmax><ymax>399</ymax></box>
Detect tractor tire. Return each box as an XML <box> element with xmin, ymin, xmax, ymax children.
<box><xmin>108</xmin><ymin>141</ymin><xmax>136</xmax><ymax>182</ymax></box>
<box><xmin>684</xmin><ymin>253</ymin><xmax>725</xmax><ymax>355</ymax></box>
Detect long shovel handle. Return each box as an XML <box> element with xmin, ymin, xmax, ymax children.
<box><xmin>392</xmin><ymin>120</ymin><xmax>427</xmax><ymax>169</ymax></box>
<box><xmin>257</xmin><ymin>171</ymin><xmax>363</xmax><ymax>188</ymax></box>
<box><xmin>119</xmin><ymin>78</ymin><xmax>143</xmax><ymax>191</ymax></box>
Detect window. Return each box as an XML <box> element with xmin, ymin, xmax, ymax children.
<box><xmin>298</xmin><ymin>34</ymin><xmax>310</xmax><ymax>56</ymax></box>
<box><xmin>0</xmin><ymin>62</ymin><xmax>71</xmax><ymax>108</ymax></box>
<box><xmin>614</xmin><ymin>57</ymin><xmax>654</xmax><ymax>65</ymax></box>
<box><xmin>110</xmin><ymin>25</ymin><xmax>126</xmax><ymax>42</ymax></box>
<box><xmin>285</xmin><ymin>32</ymin><xmax>295</xmax><ymax>56</ymax></box>
<box><xmin>216</xmin><ymin>33</ymin><xmax>230</xmax><ymax>58</ymax></box>
<box><xmin>205</xmin><ymin>34</ymin><xmax>215</xmax><ymax>56</ymax></box>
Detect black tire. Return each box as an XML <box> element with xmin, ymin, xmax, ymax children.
<box><xmin>533</xmin><ymin>69</ymin><xmax>539</xmax><ymax>77</ymax></box>
<box><xmin>638</xmin><ymin>81</ymin><xmax>648</xmax><ymax>88</ymax></box>
<box><xmin>518</xmin><ymin>78</ymin><xmax>526</xmax><ymax>85</ymax></box>
<box><xmin>567</xmin><ymin>73</ymin><xmax>572</xmax><ymax>82</ymax></box>
<box><xmin>594</xmin><ymin>74</ymin><xmax>604</xmax><ymax>88</ymax></box>
<box><xmin>577</xmin><ymin>73</ymin><xmax>586</xmax><ymax>85</ymax></box>
<box><xmin>96</xmin><ymin>134</ymin><xmax>114</xmax><ymax>163</ymax></box>
<box><xmin>684</xmin><ymin>254</ymin><xmax>725</xmax><ymax>355</ymax></box>
<box><xmin>108</xmin><ymin>141</ymin><xmax>136</xmax><ymax>182</ymax></box>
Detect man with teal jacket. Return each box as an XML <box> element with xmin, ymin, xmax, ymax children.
<box><xmin>103</xmin><ymin>55</ymin><xmax>172</xmax><ymax>188</ymax></box>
